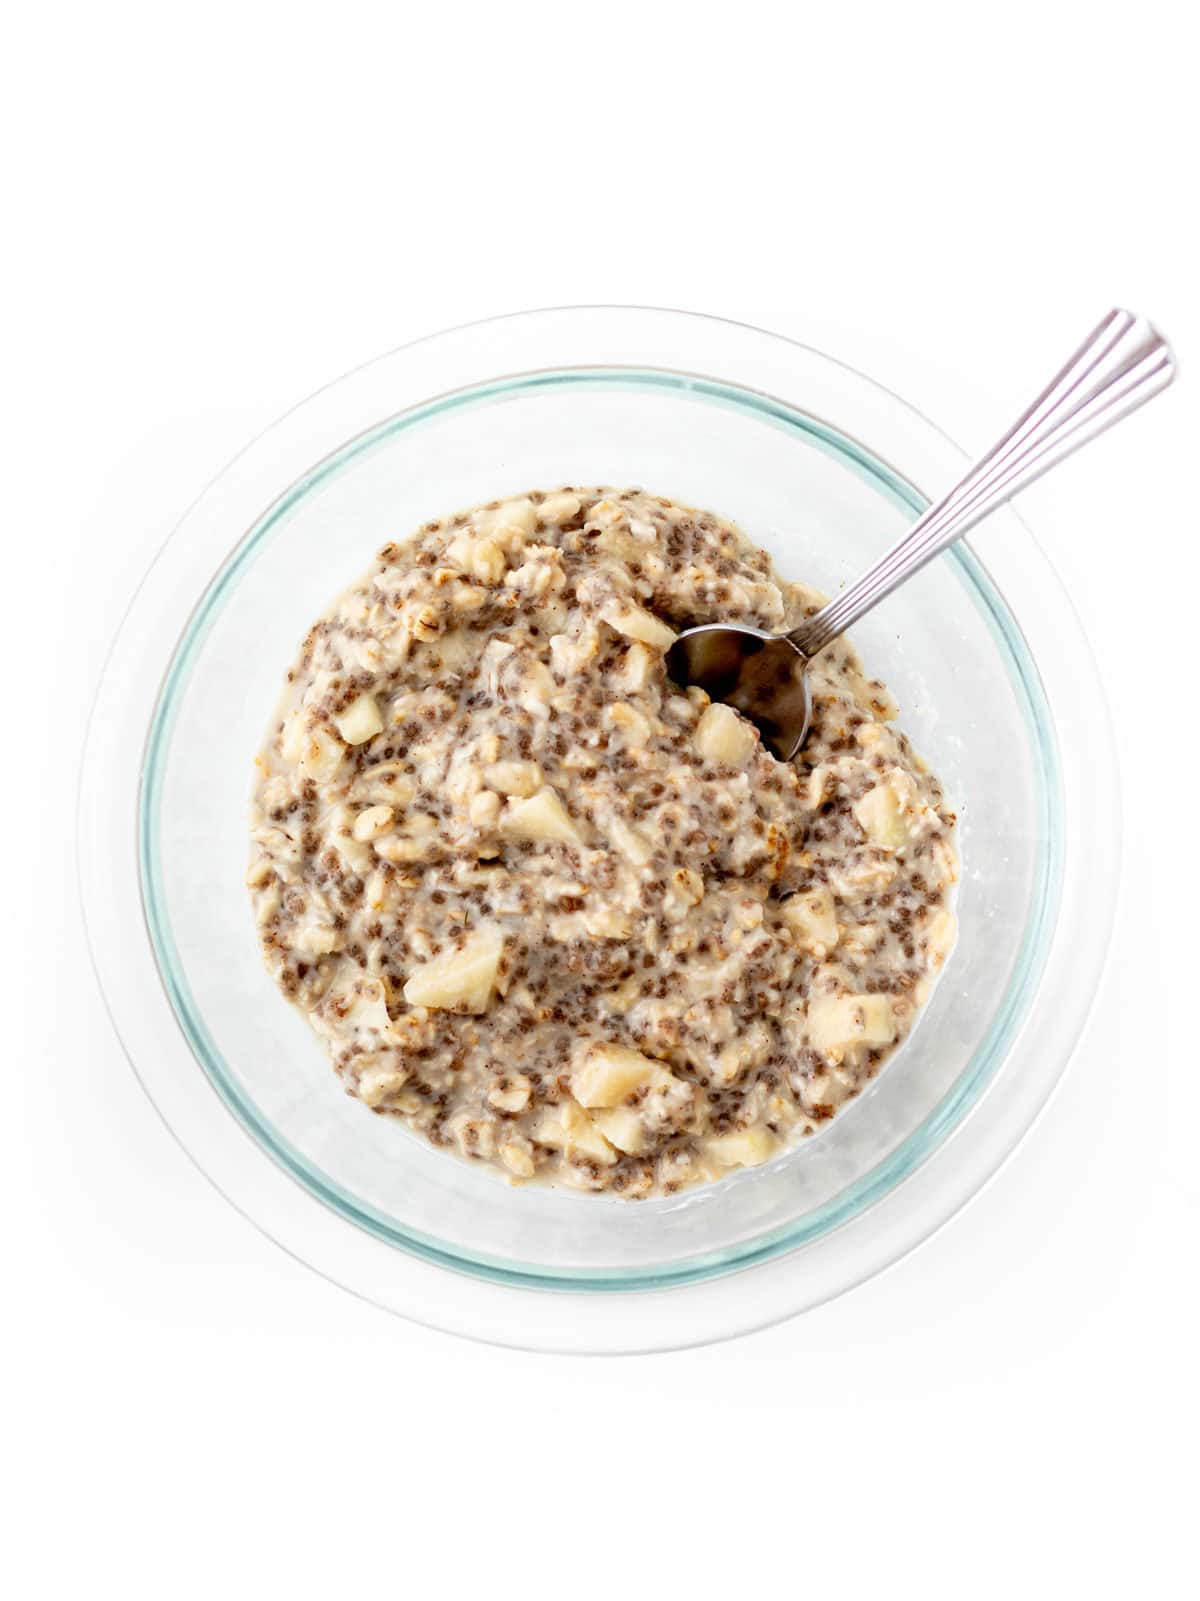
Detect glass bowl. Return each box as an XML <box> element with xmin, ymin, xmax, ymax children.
<box><xmin>79</xmin><ymin>307</ymin><xmax>1118</xmax><ymax>1351</ymax></box>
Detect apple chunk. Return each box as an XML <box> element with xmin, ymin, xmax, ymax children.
<box><xmin>807</xmin><ymin>993</ymin><xmax>896</xmax><ymax>1061</ymax></box>
<box><xmin>402</xmin><ymin>926</ymin><xmax>504</xmax><ymax>1013</ymax></box>
<box><xmin>335</xmin><ymin>692</ymin><xmax>383</xmax><ymax>746</ymax></box>
<box><xmin>694</xmin><ymin>702</ymin><xmax>757</xmax><ymax>767</ymax></box>
<box><xmin>499</xmin><ymin>787</ymin><xmax>582</xmax><ymax>845</ymax></box>
<box><xmin>572</xmin><ymin>1043</ymin><xmax>674</xmax><ymax>1109</ymax></box>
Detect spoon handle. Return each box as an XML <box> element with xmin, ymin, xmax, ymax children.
<box><xmin>790</xmin><ymin>309</ymin><xmax>1177</xmax><ymax>659</ymax></box>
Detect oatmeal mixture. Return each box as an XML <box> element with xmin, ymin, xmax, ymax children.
<box><xmin>248</xmin><ymin>488</ymin><xmax>958</xmax><ymax>1197</ymax></box>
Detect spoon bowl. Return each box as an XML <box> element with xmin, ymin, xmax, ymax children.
<box><xmin>666</xmin><ymin>625</ymin><xmax>812</xmax><ymax>760</ymax></box>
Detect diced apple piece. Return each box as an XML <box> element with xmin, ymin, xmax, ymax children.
<box><xmin>601</xmin><ymin>601</ymin><xmax>676</xmax><ymax>651</ymax></box>
<box><xmin>459</xmin><ymin>1116</ymin><xmax>501</xmax><ymax>1160</ymax></box>
<box><xmin>295</xmin><ymin>922</ymin><xmax>341</xmax><ymax>957</ymax></box>
<box><xmin>484</xmin><ymin>760</ymin><xmax>541</xmax><ymax>796</ymax></box>
<box><xmin>781</xmin><ymin>887</ymin><xmax>839</xmax><ymax>955</ymax></box>
<box><xmin>468</xmin><ymin>790</ymin><xmax>501</xmax><ymax>829</ymax></box>
<box><xmin>499</xmin><ymin>1139</ymin><xmax>536</xmax><ymax>1179</ymax></box>
<box><xmin>840</xmin><ymin>922</ymin><xmax>882</xmax><ymax>960</ymax></box>
<box><xmin>537</xmin><ymin>492</ymin><xmax>581</xmax><ymax>527</ymax></box>
<box><xmin>489</xmin><ymin>497</ymin><xmax>538</xmax><ymax>537</ymax></box>
<box><xmin>472</xmin><ymin>499</ymin><xmax>538</xmax><ymax>554</ymax></box>
<box><xmin>253</xmin><ymin>883</ymin><xmax>280</xmax><ymax>925</ymax></box>
<box><xmin>607</xmin><ymin>816</ymin><xmax>652</xmax><ymax>866</ymax></box>
<box><xmin>802</xmin><ymin>764</ymin><xmax>832</xmax><ymax>809</ymax></box>
<box><xmin>590</xmin><ymin>1106</ymin><xmax>649</xmax><ymax>1155</ymax></box>
<box><xmin>694</xmin><ymin>702</ymin><xmax>757</xmax><ymax>767</ymax></box>
<box><xmin>335</xmin><ymin>692</ymin><xmax>383</xmax><ymax>746</ymax></box>
<box><xmin>358</xmin><ymin>1063</ymin><xmax>410</xmax><ymax>1108</ymax></box>
<box><xmin>572</xmin><ymin>1043</ymin><xmax>666</xmax><ymax>1108</ymax></box>
<box><xmin>499</xmin><ymin>787</ymin><xmax>582</xmax><ymax>845</ymax></box>
<box><xmin>564</xmin><ymin>1108</ymin><xmax>619</xmax><ymax>1166</ymax></box>
<box><xmin>296</xmin><ymin>725</ymin><xmax>344</xmax><ymax>783</ymax></box>
<box><xmin>705</xmin><ymin>1127</ymin><xmax>776</xmax><ymax>1169</ymax></box>
<box><xmin>531</xmin><ymin>1109</ymin><xmax>569</xmax><ymax>1149</ymax></box>
<box><xmin>531</xmin><ymin>1104</ymin><xmax>618</xmax><ymax>1165</ymax></box>
<box><xmin>853</xmin><ymin>770</ymin><xmax>919</xmax><ymax>852</ymax></box>
<box><xmin>606</xmin><ymin>701</ymin><xmax>652</xmax><ymax>748</ymax></box>
<box><xmin>807</xmin><ymin>992</ymin><xmax>896</xmax><ymax>1060</ymax></box>
<box><xmin>402</xmin><ymin>925</ymin><xmax>504</xmax><ymax>1014</ymax></box>
<box><xmin>444</xmin><ymin>530</ymin><xmax>475</xmax><ymax>571</ymax></box>
<box><xmin>487</xmin><ymin>1074</ymin><xmax>533</xmax><ymax>1113</ymax></box>
<box><xmin>713</xmin><ymin>1020</ymin><xmax>771</xmax><ymax>1085</ymax></box>
<box><xmin>615</xmin><ymin>641</ymin><xmax>654</xmax><ymax>694</ymax></box>
<box><xmin>330</xmin><ymin>813</ymin><xmax>381</xmax><ymax>876</ymax></box>
<box><xmin>550</xmin><ymin>627</ymin><xmax>599</xmax><ymax>676</ymax></box>
<box><xmin>331</xmin><ymin>978</ymin><xmax>391</xmax><ymax>1033</ymax></box>
<box><xmin>470</xmin><ymin>538</ymin><xmax>506</xmax><ymax>585</ymax></box>
<box><xmin>512</xmin><ymin>657</ymin><xmax>555</xmax><ymax>719</ymax></box>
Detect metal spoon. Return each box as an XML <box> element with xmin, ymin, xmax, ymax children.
<box><xmin>667</xmin><ymin>309</ymin><xmax>1176</xmax><ymax>760</ymax></box>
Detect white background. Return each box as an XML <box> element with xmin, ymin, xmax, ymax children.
<box><xmin>4</xmin><ymin>3</ymin><xmax>1197</xmax><ymax>1596</ymax></box>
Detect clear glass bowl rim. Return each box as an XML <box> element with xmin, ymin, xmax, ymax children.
<box><xmin>78</xmin><ymin>306</ymin><xmax>1119</xmax><ymax>1351</ymax></box>
<box><xmin>140</xmin><ymin>368</ymin><xmax>1060</xmax><ymax>1290</ymax></box>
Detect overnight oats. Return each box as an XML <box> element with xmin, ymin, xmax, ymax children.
<box><xmin>247</xmin><ymin>488</ymin><xmax>959</xmax><ymax>1198</ymax></box>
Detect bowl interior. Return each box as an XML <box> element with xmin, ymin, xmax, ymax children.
<box><xmin>143</xmin><ymin>369</ymin><xmax>1056</xmax><ymax>1286</ymax></box>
